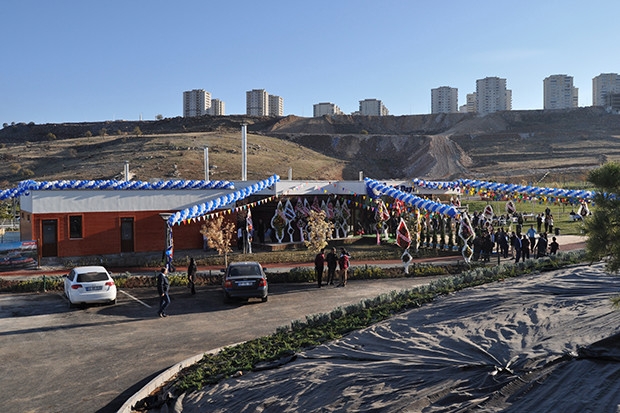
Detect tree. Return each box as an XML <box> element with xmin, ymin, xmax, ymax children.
<box><xmin>133</xmin><ymin>126</ymin><xmax>143</xmax><ymax>136</ymax></box>
<box><xmin>156</xmin><ymin>114</ymin><xmax>164</xmax><ymax>120</ymax></box>
<box><xmin>200</xmin><ymin>215</ymin><xmax>235</xmax><ymax>266</ymax></box>
<box><xmin>584</xmin><ymin>162</ymin><xmax>620</xmax><ymax>273</ymax></box>
<box><xmin>304</xmin><ymin>210</ymin><xmax>334</xmax><ymax>252</ymax></box>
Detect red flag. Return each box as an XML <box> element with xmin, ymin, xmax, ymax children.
<box><xmin>396</xmin><ymin>218</ymin><xmax>411</xmax><ymax>250</ymax></box>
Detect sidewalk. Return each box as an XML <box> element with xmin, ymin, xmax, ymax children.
<box><xmin>0</xmin><ymin>235</ymin><xmax>586</xmax><ymax>281</ymax></box>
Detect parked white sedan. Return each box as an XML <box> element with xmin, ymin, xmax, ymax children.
<box><xmin>64</xmin><ymin>266</ymin><xmax>117</xmax><ymax>308</ymax></box>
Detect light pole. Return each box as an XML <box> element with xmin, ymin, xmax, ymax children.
<box><xmin>159</xmin><ymin>213</ymin><xmax>173</xmax><ymax>271</ymax></box>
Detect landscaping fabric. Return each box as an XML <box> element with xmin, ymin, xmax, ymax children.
<box><xmin>177</xmin><ymin>263</ymin><xmax>620</xmax><ymax>412</ymax></box>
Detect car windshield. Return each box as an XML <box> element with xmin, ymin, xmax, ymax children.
<box><xmin>228</xmin><ymin>264</ymin><xmax>261</xmax><ymax>277</ymax></box>
<box><xmin>76</xmin><ymin>272</ymin><xmax>109</xmax><ymax>283</ymax></box>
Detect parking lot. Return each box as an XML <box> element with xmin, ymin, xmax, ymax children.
<box><xmin>0</xmin><ymin>275</ymin><xmax>444</xmax><ymax>413</ymax></box>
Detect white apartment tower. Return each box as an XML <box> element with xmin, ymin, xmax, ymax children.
<box><xmin>592</xmin><ymin>73</ymin><xmax>620</xmax><ymax>107</ymax></box>
<box><xmin>246</xmin><ymin>89</ymin><xmax>269</xmax><ymax>116</ymax></box>
<box><xmin>268</xmin><ymin>95</ymin><xmax>284</xmax><ymax>116</ymax></box>
<box><xmin>463</xmin><ymin>93</ymin><xmax>477</xmax><ymax>113</ymax></box>
<box><xmin>543</xmin><ymin>75</ymin><xmax>578</xmax><ymax>109</ymax></box>
<box><xmin>359</xmin><ymin>99</ymin><xmax>389</xmax><ymax>116</ymax></box>
<box><xmin>207</xmin><ymin>99</ymin><xmax>225</xmax><ymax>116</ymax></box>
<box><xmin>183</xmin><ymin>89</ymin><xmax>211</xmax><ymax>117</ymax></box>
<box><xmin>431</xmin><ymin>86</ymin><xmax>459</xmax><ymax>114</ymax></box>
<box><xmin>475</xmin><ymin>77</ymin><xmax>512</xmax><ymax>115</ymax></box>
<box><xmin>313</xmin><ymin>102</ymin><xmax>344</xmax><ymax>117</ymax></box>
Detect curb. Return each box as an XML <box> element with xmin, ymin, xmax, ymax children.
<box><xmin>117</xmin><ymin>342</ymin><xmax>244</xmax><ymax>413</ymax></box>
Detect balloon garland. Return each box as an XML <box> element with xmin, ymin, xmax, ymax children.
<box><xmin>457</xmin><ymin>178</ymin><xmax>595</xmax><ymax>203</ymax></box>
<box><xmin>0</xmin><ymin>178</ymin><xmax>235</xmax><ymax>201</ymax></box>
<box><xmin>365</xmin><ymin>178</ymin><xmax>460</xmax><ymax>218</ymax></box>
<box><xmin>168</xmin><ymin>174</ymin><xmax>280</xmax><ymax>226</ymax></box>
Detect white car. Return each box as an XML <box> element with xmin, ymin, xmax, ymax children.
<box><xmin>64</xmin><ymin>266</ymin><xmax>117</xmax><ymax>308</ymax></box>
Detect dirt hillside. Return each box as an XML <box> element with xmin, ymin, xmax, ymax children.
<box><xmin>1</xmin><ymin>107</ymin><xmax>619</xmax><ymax>185</ymax></box>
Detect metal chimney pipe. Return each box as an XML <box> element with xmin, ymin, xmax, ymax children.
<box><xmin>124</xmin><ymin>161</ymin><xmax>129</xmax><ymax>181</ymax></box>
<box><xmin>204</xmin><ymin>147</ymin><xmax>209</xmax><ymax>181</ymax></box>
<box><xmin>241</xmin><ymin>124</ymin><xmax>247</xmax><ymax>181</ymax></box>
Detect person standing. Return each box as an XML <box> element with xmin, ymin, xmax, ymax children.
<box><xmin>314</xmin><ymin>249</ymin><xmax>325</xmax><ymax>288</ymax></box>
<box><xmin>157</xmin><ymin>267</ymin><xmax>170</xmax><ymax>317</ymax></box>
<box><xmin>526</xmin><ymin>225</ymin><xmax>537</xmax><ymax>254</ymax></box>
<box><xmin>549</xmin><ymin>236</ymin><xmax>560</xmax><ymax>254</ymax></box>
<box><xmin>187</xmin><ymin>257</ymin><xmax>197</xmax><ymax>295</ymax></box>
<box><xmin>521</xmin><ymin>235</ymin><xmax>530</xmax><ymax>261</ymax></box>
<box><xmin>536</xmin><ymin>233</ymin><xmax>548</xmax><ymax>258</ymax></box>
<box><xmin>337</xmin><ymin>248</ymin><xmax>350</xmax><ymax>287</ymax></box>
<box><xmin>548</xmin><ymin>215</ymin><xmax>554</xmax><ymax>235</ymax></box>
<box><xmin>511</xmin><ymin>231</ymin><xmax>522</xmax><ymax>262</ymax></box>
<box><xmin>325</xmin><ymin>247</ymin><xmax>338</xmax><ymax>285</ymax></box>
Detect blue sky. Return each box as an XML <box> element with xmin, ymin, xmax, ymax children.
<box><xmin>2</xmin><ymin>0</ymin><xmax>620</xmax><ymax>124</ymax></box>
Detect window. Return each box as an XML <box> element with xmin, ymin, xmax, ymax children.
<box><xmin>69</xmin><ymin>215</ymin><xmax>82</xmax><ymax>239</ymax></box>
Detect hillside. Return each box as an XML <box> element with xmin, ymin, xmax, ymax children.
<box><xmin>1</xmin><ymin>107</ymin><xmax>619</xmax><ymax>186</ymax></box>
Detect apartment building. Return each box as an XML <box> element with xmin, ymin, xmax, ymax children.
<box><xmin>207</xmin><ymin>99</ymin><xmax>225</xmax><ymax>116</ymax></box>
<box><xmin>592</xmin><ymin>73</ymin><xmax>620</xmax><ymax>107</ymax></box>
<box><xmin>543</xmin><ymin>75</ymin><xmax>578</xmax><ymax>109</ymax></box>
<box><xmin>268</xmin><ymin>94</ymin><xmax>284</xmax><ymax>116</ymax></box>
<box><xmin>246</xmin><ymin>89</ymin><xmax>269</xmax><ymax>116</ymax></box>
<box><xmin>313</xmin><ymin>102</ymin><xmax>344</xmax><ymax>117</ymax></box>
<box><xmin>431</xmin><ymin>86</ymin><xmax>459</xmax><ymax>114</ymax></box>
<box><xmin>475</xmin><ymin>77</ymin><xmax>512</xmax><ymax>115</ymax></box>
<box><xmin>359</xmin><ymin>99</ymin><xmax>389</xmax><ymax>116</ymax></box>
<box><xmin>183</xmin><ymin>89</ymin><xmax>211</xmax><ymax>117</ymax></box>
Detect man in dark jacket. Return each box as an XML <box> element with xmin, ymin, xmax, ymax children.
<box><xmin>325</xmin><ymin>247</ymin><xmax>338</xmax><ymax>285</ymax></box>
<box><xmin>157</xmin><ymin>267</ymin><xmax>170</xmax><ymax>317</ymax></box>
<box><xmin>314</xmin><ymin>249</ymin><xmax>325</xmax><ymax>288</ymax></box>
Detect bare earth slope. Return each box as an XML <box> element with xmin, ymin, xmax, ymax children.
<box><xmin>1</xmin><ymin>107</ymin><xmax>620</xmax><ymax>184</ymax></box>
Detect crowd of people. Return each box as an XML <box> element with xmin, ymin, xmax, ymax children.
<box><xmin>314</xmin><ymin>247</ymin><xmax>351</xmax><ymax>288</ymax></box>
<box><xmin>470</xmin><ymin>206</ymin><xmax>560</xmax><ymax>263</ymax></box>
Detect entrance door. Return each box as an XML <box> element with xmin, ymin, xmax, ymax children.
<box><xmin>41</xmin><ymin>220</ymin><xmax>58</xmax><ymax>257</ymax></box>
<box><xmin>120</xmin><ymin>218</ymin><xmax>134</xmax><ymax>253</ymax></box>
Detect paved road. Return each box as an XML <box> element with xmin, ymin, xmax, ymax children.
<box><xmin>0</xmin><ymin>235</ymin><xmax>585</xmax><ymax>413</ymax></box>
<box><xmin>0</xmin><ymin>274</ymin><xmax>446</xmax><ymax>413</ymax></box>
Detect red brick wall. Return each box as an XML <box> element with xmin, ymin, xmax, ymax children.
<box><xmin>30</xmin><ymin>211</ymin><xmax>238</xmax><ymax>258</ymax></box>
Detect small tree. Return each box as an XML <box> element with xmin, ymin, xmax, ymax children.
<box><xmin>156</xmin><ymin>114</ymin><xmax>164</xmax><ymax>120</ymax></box>
<box><xmin>585</xmin><ymin>162</ymin><xmax>620</xmax><ymax>273</ymax></box>
<box><xmin>304</xmin><ymin>210</ymin><xmax>334</xmax><ymax>252</ymax></box>
<box><xmin>133</xmin><ymin>126</ymin><xmax>143</xmax><ymax>136</ymax></box>
<box><xmin>201</xmin><ymin>215</ymin><xmax>234</xmax><ymax>266</ymax></box>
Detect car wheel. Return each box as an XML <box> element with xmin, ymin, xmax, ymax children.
<box><xmin>68</xmin><ymin>300</ymin><xmax>74</xmax><ymax>309</ymax></box>
<box><xmin>109</xmin><ymin>298</ymin><xmax>117</xmax><ymax>305</ymax></box>
<box><xmin>224</xmin><ymin>293</ymin><xmax>232</xmax><ymax>304</ymax></box>
<box><xmin>262</xmin><ymin>296</ymin><xmax>268</xmax><ymax>302</ymax></box>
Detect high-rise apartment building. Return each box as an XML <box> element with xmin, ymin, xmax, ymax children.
<box><xmin>246</xmin><ymin>89</ymin><xmax>269</xmax><ymax>116</ymax></box>
<box><xmin>462</xmin><ymin>93</ymin><xmax>477</xmax><ymax>113</ymax></box>
<box><xmin>431</xmin><ymin>86</ymin><xmax>459</xmax><ymax>114</ymax></box>
<box><xmin>592</xmin><ymin>73</ymin><xmax>620</xmax><ymax>107</ymax></box>
<box><xmin>183</xmin><ymin>89</ymin><xmax>211</xmax><ymax>117</ymax></box>
<box><xmin>475</xmin><ymin>77</ymin><xmax>512</xmax><ymax>115</ymax></box>
<box><xmin>359</xmin><ymin>99</ymin><xmax>389</xmax><ymax>116</ymax></box>
<box><xmin>246</xmin><ymin>89</ymin><xmax>284</xmax><ymax>116</ymax></box>
<box><xmin>313</xmin><ymin>102</ymin><xmax>344</xmax><ymax>117</ymax></box>
<box><xmin>543</xmin><ymin>75</ymin><xmax>578</xmax><ymax>109</ymax></box>
<box><xmin>268</xmin><ymin>95</ymin><xmax>284</xmax><ymax>116</ymax></box>
<box><xmin>207</xmin><ymin>99</ymin><xmax>225</xmax><ymax>116</ymax></box>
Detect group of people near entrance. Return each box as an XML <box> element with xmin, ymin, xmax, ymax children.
<box><xmin>473</xmin><ymin>225</ymin><xmax>559</xmax><ymax>263</ymax></box>
<box><xmin>314</xmin><ymin>247</ymin><xmax>351</xmax><ymax>288</ymax></box>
